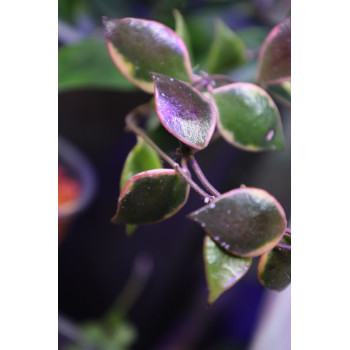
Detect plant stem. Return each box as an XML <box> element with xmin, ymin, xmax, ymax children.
<box><xmin>277</xmin><ymin>243</ymin><xmax>291</xmax><ymax>250</ymax></box>
<box><xmin>125</xmin><ymin>104</ymin><xmax>213</xmax><ymax>201</ymax></box>
<box><xmin>284</xmin><ymin>228</ymin><xmax>291</xmax><ymax>236</ymax></box>
<box><xmin>188</xmin><ymin>156</ymin><xmax>221</xmax><ymax>197</ymax></box>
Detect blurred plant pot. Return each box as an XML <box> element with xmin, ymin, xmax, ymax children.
<box><xmin>58</xmin><ymin>136</ymin><xmax>96</xmax><ymax>244</ymax></box>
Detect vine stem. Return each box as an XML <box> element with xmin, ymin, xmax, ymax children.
<box><xmin>125</xmin><ymin>104</ymin><xmax>213</xmax><ymax>201</ymax></box>
<box><xmin>277</xmin><ymin>244</ymin><xmax>291</xmax><ymax>250</ymax></box>
<box><xmin>188</xmin><ymin>156</ymin><xmax>221</xmax><ymax>197</ymax></box>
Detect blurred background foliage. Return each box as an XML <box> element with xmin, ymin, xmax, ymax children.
<box><xmin>58</xmin><ymin>1</ymin><xmax>290</xmax><ymax>349</ymax></box>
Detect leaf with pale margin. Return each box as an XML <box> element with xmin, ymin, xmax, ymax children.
<box><xmin>212</xmin><ymin>82</ymin><xmax>285</xmax><ymax>151</ymax></box>
<box><xmin>258</xmin><ymin>233</ymin><xmax>291</xmax><ymax>291</ymax></box>
<box><xmin>204</xmin><ymin>236</ymin><xmax>252</xmax><ymax>305</ymax></box>
<box><xmin>256</xmin><ymin>17</ymin><xmax>291</xmax><ymax>85</ymax></box>
<box><xmin>206</xmin><ymin>19</ymin><xmax>246</xmax><ymax>74</ymax></box>
<box><xmin>58</xmin><ymin>37</ymin><xmax>136</xmax><ymax>92</ymax></box>
<box><xmin>103</xmin><ymin>17</ymin><xmax>193</xmax><ymax>93</ymax></box>
<box><xmin>112</xmin><ymin>169</ymin><xmax>189</xmax><ymax>225</ymax></box>
<box><xmin>189</xmin><ymin>187</ymin><xmax>287</xmax><ymax>257</ymax></box>
<box><xmin>152</xmin><ymin>72</ymin><xmax>217</xmax><ymax>150</ymax></box>
<box><xmin>119</xmin><ymin>136</ymin><xmax>162</xmax><ymax>235</ymax></box>
<box><xmin>267</xmin><ymin>81</ymin><xmax>291</xmax><ymax>108</ymax></box>
<box><xmin>173</xmin><ymin>9</ymin><xmax>193</xmax><ymax>62</ymax></box>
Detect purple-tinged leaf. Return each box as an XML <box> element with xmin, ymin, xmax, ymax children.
<box><xmin>212</xmin><ymin>82</ymin><xmax>285</xmax><ymax>151</ymax></box>
<box><xmin>258</xmin><ymin>233</ymin><xmax>291</xmax><ymax>291</ymax></box>
<box><xmin>189</xmin><ymin>187</ymin><xmax>287</xmax><ymax>257</ymax></box>
<box><xmin>204</xmin><ymin>236</ymin><xmax>252</xmax><ymax>305</ymax></box>
<box><xmin>152</xmin><ymin>72</ymin><xmax>217</xmax><ymax>150</ymax></box>
<box><xmin>112</xmin><ymin>169</ymin><xmax>189</xmax><ymax>225</ymax></box>
<box><xmin>256</xmin><ymin>17</ymin><xmax>291</xmax><ymax>85</ymax></box>
<box><xmin>103</xmin><ymin>17</ymin><xmax>193</xmax><ymax>93</ymax></box>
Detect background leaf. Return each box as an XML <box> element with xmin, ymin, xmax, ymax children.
<box><xmin>212</xmin><ymin>82</ymin><xmax>285</xmax><ymax>151</ymax></box>
<box><xmin>206</xmin><ymin>19</ymin><xmax>247</xmax><ymax>74</ymax></box>
<box><xmin>112</xmin><ymin>169</ymin><xmax>189</xmax><ymax>225</ymax></box>
<box><xmin>103</xmin><ymin>17</ymin><xmax>193</xmax><ymax>93</ymax></box>
<box><xmin>266</xmin><ymin>81</ymin><xmax>291</xmax><ymax>107</ymax></box>
<box><xmin>258</xmin><ymin>233</ymin><xmax>291</xmax><ymax>291</ymax></box>
<box><xmin>173</xmin><ymin>9</ymin><xmax>193</xmax><ymax>62</ymax></box>
<box><xmin>189</xmin><ymin>187</ymin><xmax>287</xmax><ymax>257</ymax></box>
<box><xmin>256</xmin><ymin>17</ymin><xmax>291</xmax><ymax>85</ymax></box>
<box><xmin>152</xmin><ymin>72</ymin><xmax>216</xmax><ymax>150</ymax></box>
<box><xmin>204</xmin><ymin>236</ymin><xmax>252</xmax><ymax>305</ymax></box>
<box><xmin>58</xmin><ymin>37</ymin><xmax>136</xmax><ymax>92</ymax></box>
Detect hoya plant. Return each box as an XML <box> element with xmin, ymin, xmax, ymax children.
<box><xmin>102</xmin><ymin>13</ymin><xmax>291</xmax><ymax>305</ymax></box>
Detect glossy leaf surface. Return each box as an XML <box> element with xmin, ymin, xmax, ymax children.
<box><xmin>258</xmin><ymin>234</ymin><xmax>291</xmax><ymax>291</ymax></box>
<box><xmin>173</xmin><ymin>9</ymin><xmax>193</xmax><ymax>61</ymax></box>
<box><xmin>120</xmin><ymin>137</ymin><xmax>162</xmax><ymax>189</ymax></box>
<box><xmin>58</xmin><ymin>37</ymin><xmax>136</xmax><ymax>92</ymax></box>
<box><xmin>152</xmin><ymin>72</ymin><xmax>217</xmax><ymax>150</ymax></box>
<box><xmin>212</xmin><ymin>83</ymin><xmax>285</xmax><ymax>151</ymax></box>
<box><xmin>189</xmin><ymin>187</ymin><xmax>287</xmax><ymax>257</ymax></box>
<box><xmin>112</xmin><ymin>169</ymin><xmax>189</xmax><ymax>225</ymax></box>
<box><xmin>206</xmin><ymin>19</ymin><xmax>246</xmax><ymax>74</ymax></box>
<box><xmin>256</xmin><ymin>17</ymin><xmax>291</xmax><ymax>85</ymax></box>
<box><xmin>103</xmin><ymin>17</ymin><xmax>192</xmax><ymax>93</ymax></box>
<box><xmin>204</xmin><ymin>236</ymin><xmax>252</xmax><ymax>305</ymax></box>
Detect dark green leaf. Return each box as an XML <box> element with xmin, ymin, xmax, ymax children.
<box><xmin>152</xmin><ymin>72</ymin><xmax>217</xmax><ymax>150</ymax></box>
<box><xmin>258</xmin><ymin>234</ymin><xmax>291</xmax><ymax>291</ymax></box>
<box><xmin>256</xmin><ymin>17</ymin><xmax>291</xmax><ymax>85</ymax></box>
<box><xmin>103</xmin><ymin>17</ymin><xmax>193</xmax><ymax>93</ymax></box>
<box><xmin>58</xmin><ymin>37</ymin><xmax>136</xmax><ymax>92</ymax></box>
<box><xmin>206</xmin><ymin>19</ymin><xmax>246</xmax><ymax>74</ymax></box>
<box><xmin>236</xmin><ymin>26</ymin><xmax>270</xmax><ymax>50</ymax></box>
<box><xmin>212</xmin><ymin>82</ymin><xmax>285</xmax><ymax>151</ymax></box>
<box><xmin>189</xmin><ymin>187</ymin><xmax>287</xmax><ymax>257</ymax></box>
<box><xmin>267</xmin><ymin>81</ymin><xmax>291</xmax><ymax>108</ymax></box>
<box><xmin>173</xmin><ymin>9</ymin><xmax>193</xmax><ymax>62</ymax></box>
<box><xmin>204</xmin><ymin>236</ymin><xmax>252</xmax><ymax>305</ymax></box>
<box><xmin>112</xmin><ymin>169</ymin><xmax>189</xmax><ymax>225</ymax></box>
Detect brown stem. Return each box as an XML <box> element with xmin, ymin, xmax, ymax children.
<box><xmin>125</xmin><ymin>104</ymin><xmax>213</xmax><ymax>201</ymax></box>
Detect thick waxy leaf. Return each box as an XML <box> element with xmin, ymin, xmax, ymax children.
<box><xmin>204</xmin><ymin>236</ymin><xmax>252</xmax><ymax>305</ymax></box>
<box><xmin>103</xmin><ymin>17</ymin><xmax>193</xmax><ymax>93</ymax></box>
<box><xmin>152</xmin><ymin>72</ymin><xmax>217</xmax><ymax>150</ymax></box>
<box><xmin>58</xmin><ymin>37</ymin><xmax>136</xmax><ymax>92</ymax></box>
<box><xmin>206</xmin><ymin>19</ymin><xmax>246</xmax><ymax>74</ymax></box>
<box><xmin>267</xmin><ymin>81</ymin><xmax>291</xmax><ymax>107</ymax></box>
<box><xmin>189</xmin><ymin>187</ymin><xmax>287</xmax><ymax>257</ymax></box>
<box><xmin>258</xmin><ymin>233</ymin><xmax>291</xmax><ymax>291</ymax></box>
<box><xmin>173</xmin><ymin>9</ymin><xmax>193</xmax><ymax>61</ymax></box>
<box><xmin>120</xmin><ymin>137</ymin><xmax>162</xmax><ymax>235</ymax></box>
<box><xmin>112</xmin><ymin>169</ymin><xmax>189</xmax><ymax>225</ymax></box>
<box><xmin>256</xmin><ymin>17</ymin><xmax>291</xmax><ymax>85</ymax></box>
<box><xmin>120</xmin><ymin>137</ymin><xmax>162</xmax><ymax>189</ymax></box>
<box><xmin>212</xmin><ymin>83</ymin><xmax>285</xmax><ymax>151</ymax></box>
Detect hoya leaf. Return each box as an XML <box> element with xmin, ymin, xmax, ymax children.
<box><xmin>212</xmin><ymin>82</ymin><xmax>285</xmax><ymax>151</ymax></box>
<box><xmin>256</xmin><ymin>17</ymin><xmax>291</xmax><ymax>85</ymax></box>
<box><xmin>173</xmin><ymin>9</ymin><xmax>193</xmax><ymax>61</ymax></box>
<box><xmin>204</xmin><ymin>236</ymin><xmax>252</xmax><ymax>305</ymax></box>
<box><xmin>120</xmin><ymin>137</ymin><xmax>162</xmax><ymax>190</ymax></box>
<box><xmin>112</xmin><ymin>169</ymin><xmax>189</xmax><ymax>225</ymax></box>
<box><xmin>206</xmin><ymin>19</ymin><xmax>247</xmax><ymax>74</ymax></box>
<box><xmin>189</xmin><ymin>187</ymin><xmax>287</xmax><ymax>258</ymax></box>
<box><xmin>152</xmin><ymin>72</ymin><xmax>217</xmax><ymax>150</ymax></box>
<box><xmin>258</xmin><ymin>233</ymin><xmax>291</xmax><ymax>291</ymax></box>
<box><xmin>58</xmin><ymin>37</ymin><xmax>136</xmax><ymax>92</ymax></box>
<box><xmin>103</xmin><ymin>17</ymin><xmax>193</xmax><ymax>93</ymax></box>
<box><xmin>267</xmin><ymin>81</ymin><xmax>291</xmax><ymax>108</ymax></box>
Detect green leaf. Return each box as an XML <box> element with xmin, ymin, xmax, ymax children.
<box><xmin>212</xmin><ymin>82</ymin><xmax>285</xmax><ymax>151</ymax></box>
<box><xmin>256</xmin><ymin>17</ymin><xmax>291</xmax><ymax>85</ymax></box>
<box><xmin>152</xmin><ymin>72</ymin><xmax>217</xmax><ymax>150</ymax></box>
<box><xmin>120</xmin><ymin>137</ymin><xmax>162</xmax><ymax>235</ymax></box>
<box><xmin>206</xmin><ymin>19</ymin><xmax>246</xmax><ymax>74</ymax></box>
<box><xmin>173</xmin><ymin>9</ymin><xmax>193</xmax><ymax>62</ymax></box>
<box><xmin>258</xmin><ymin>234</ymin><xmax>291</xmax><ymax>291</ymax></box>
<box><xmin>120</xmin><ymin>137</ymin><xmax>162</xmax><ymax>189</ymax></box>
<box><xmin>236</xmin><ymin>26</ymin><xmax>270</xmax><ymax>50</ymax></box>
<box><xmin>112</xmin><ymin>169</ymin><xmax>189</xmax><ymax>225</ymax></box>
<box><xmin>189</xmin><ymin>187</ymin><xmax>287</xmax><ymax>258</ymax></box>
<box><xmin>103</xmin><ymin>17</ymin><xmax>193</xmax><ymax>93</ymax></box>
<box><xmin>267</xmin><ymin>81</ymin><xmax>291</xmax><ymax>107</ymax></box>
<box><xmin>204</xmin><ymin>236</ymin><xmax>252</xmax><ymax>305</ymax></box>
<box><xmin>58</xmin><ymin>37</ymin><xmax>136</xmax><ymax>92</ymax></box>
